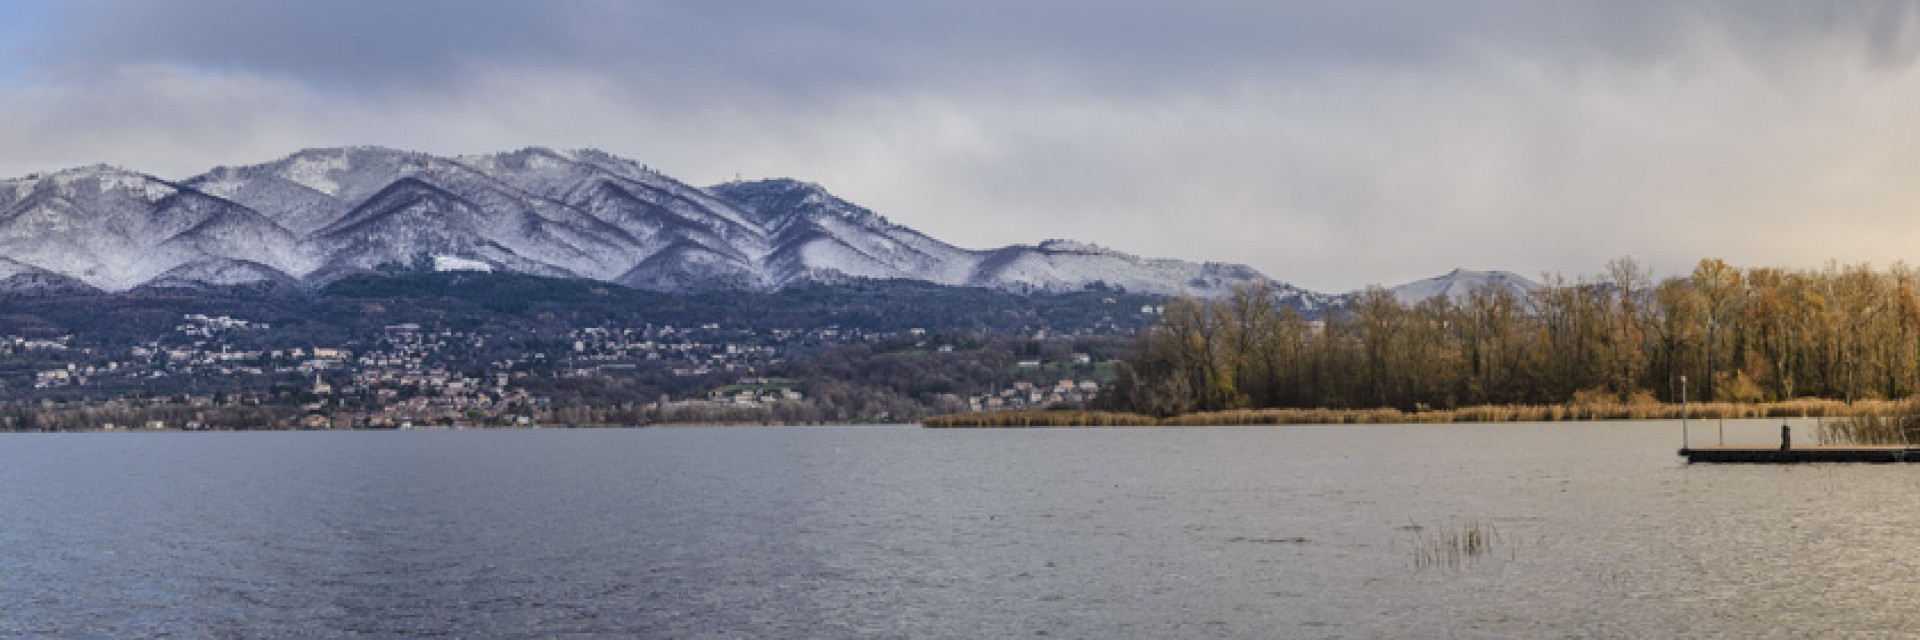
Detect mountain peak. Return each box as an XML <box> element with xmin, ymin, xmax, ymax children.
<box><xmin>707</xmin><ymin>179</ymin><xmax>889</xmax><ymax>229</ymax></box>
<box><xmin>286</xmin><ymin>144</ymin><xmax>416</xmax><ymax>157</ymax></box>
<box><xmin>1388</xmin><ymin>268</ymin><xmax>1538</xmax><ymax>304</ymax></box>
<box><xmin>0</xmin><ymin>163</ymin><xmax>177</xmax><ymax>206</ymax></box>
<box><xmin>7</xmin><ymin>163</ymin><xmax>154</xmax><ymax>185</ymax></box>
<box><xmin>1036</xmin><ymin>239</ymin><xmax>1119</xmax><ymax>255</ymax></box>
<box><xmin>227</xmin><ymin>146</ymin><xmax>443</xmax><ymax>199</ymax></box>
<box><xmin>265</xmin><ymin>145</ymin><xmax>430</xmax><ymax>170</ymax></box>
<box><xmin>467</xmin><ymin>145</ymin><xmax>577</xmax><ymax>167</ymax></box>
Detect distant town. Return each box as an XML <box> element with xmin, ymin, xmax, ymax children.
<box><xmin>0</xmin><ymin>279</ymin><xmax>1154</xmax><ymax>430</ymax></box>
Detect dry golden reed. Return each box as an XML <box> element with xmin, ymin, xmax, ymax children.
<box><xmin>921</xmin><ymin>410</ymin><xmax>1160</xmax><ymax>428</ymax></box>
<box><xmin>1821</xmin><ymin>399</ymin><xmax>1920</xmax><ymax>445</ymax></box>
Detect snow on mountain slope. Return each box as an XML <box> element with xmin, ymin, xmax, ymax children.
<box><xmin>432</xmin><ymin>255</ymin><xmax>495</xmax><ymax>272</ymax></box>
<box><xmin>465</xmin><ymin>148</ymin><xmax>769</xmax><ymax>284</ymax></box>
<box><xmin>268</xmin><ymin>148</ymin><xmax>659</xmax><ymax>280</ymax></box>
<box><xmin>711</xmin><ymin>180</ymin><xmax>979</xmax><ymax>287</ymax></box>
<box><xmin>0</xmin><ymin>257</ymin><xmax>97</xmax><ymax>294</ymax></box>
<box><xmin>701</xmin><ymin>180</ymin><xmax>1314</xmax><ymax>299</ymax></box>
<box><xmin>141</xmin><ymin>258</ymin><xmax>297</xmax><ymax>289</ymax></box>
<box><xmin>187</xmin><ymin>165</ymin><xmax>349</xmax><ymax>237</ymax></box>
<box><xmin>967</xmin><ymin>240</ymin><xmax>1275</xmax><ymax>297</ymax></box>
<box><xmin>0</xmin><ymin>166</ymin><xmax>303</xmax><ymax>291</ymax></box>
<box><xmin>1387</xmin><ymin>268</ymin><xmax>1539</xmax><ymax>304</ymax></box>
<box><xmin>305</xmin><ymin>177</ymin><xmax>585</xmax><ymax>282</ymax></box>
<box><xmin>186</xmin><ymin>147</ymin><xmax>443</xmax><ymax>236</ymax></box>
<box><xmin>463</xmin><ymin>148</ymin><xmax>765</xmax><ymax>242</ymax></box>
<box><xmin>615</xmin><ymin>240</ymin><xmax>767</xmax><ymax>292</ymax></box>
<box><xmin>0</xmin><ymin>147</ymin><xmax>1298</xmax><ymax>300</ymax></box>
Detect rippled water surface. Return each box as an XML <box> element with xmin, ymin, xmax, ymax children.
<box><xmin>3</xmin><ymin>421</ymin><xmax>1919</xmax><ymax>637</ymax></box>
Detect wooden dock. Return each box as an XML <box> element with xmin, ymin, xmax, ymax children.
<box><xmin>1680</xmin><ymin>445</ymin><xmax>1917</xmax><ymax>464</ymax></box>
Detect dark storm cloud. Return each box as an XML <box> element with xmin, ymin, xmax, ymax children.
<box><xmin>35</xmin><ymin>1</ymin><xmax>1401</xmax><ymax>98</ymax></box>
<box><xmin>52</xmin><ymin>0</ymin><xmax>1904</xmax><ymax>97</ymax></box>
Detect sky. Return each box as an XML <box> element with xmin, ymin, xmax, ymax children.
<box><xmin>3</xmin><ymin>1</ymin><xmax>1920</xmax><ymax>292</ymax></box>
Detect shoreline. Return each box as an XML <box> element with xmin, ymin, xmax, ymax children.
<box><xmin>4</xmin><ymin>402</ymin><xmax>1896</xmax><ymax>431</ymax></box>
<box><xmin>923</xmin><ymin>399</ymin><xmax>1906</xmax><ymax>428</ymax></box>
<box><xmin>1</xmin><ymin>421</ymin><xmax>886</xmax><ymax>434</ymax></box>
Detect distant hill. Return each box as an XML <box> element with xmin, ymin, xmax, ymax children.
<box><xmin>1384</xmin><ymin>268</ymin><xmax>1539</xmax><ymax>304</ymax></box>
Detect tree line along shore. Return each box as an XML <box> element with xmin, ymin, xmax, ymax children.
<box><xmin>934</xmin><ymin>258</ymin><xmax>1920</xmax><ymax>440</ymax></box>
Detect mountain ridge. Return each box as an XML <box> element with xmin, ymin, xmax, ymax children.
<box><xmin>0</xmin><ymin>146</ymin><xmax>1524</xmax><ymax>307</ymax></box>
<box><xmin>0</xmin><ymin>146</ymin><xmax>1323</xmax><ymax>302</ymax></box>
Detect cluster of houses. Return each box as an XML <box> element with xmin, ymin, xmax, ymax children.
<box><xmin>705</xmin><ymin>377</ymin><xmax>806</xmax><ymax>405</ymax></box>
<box><xmin>25</xmin><ymin>315</ymin><xmax>357</xmax><ymax>389</ymax></box>
<box><xmin>302</xmin><ymin>324</ymin><xmax>546</xmax><ymax>427</ymax></box>
<box><xmin>175</xmin><ymin>313</ymin><xmax>266</xmax><ymax>336</ymax></box>
<box><xmin>967</xmin><ymin>378</ymin><xmax>1102</xmax><ymax>411</ymax></box>
<box><xmin>316</xmin><ymin>380</ymin><xmax>546</xmax><ymax>429</ymax></box>
<box><xmin>561</xmin><ymin>323</ymin><xmax>900</xmax><ymax>378</ymax></box>
<box><xmin>4</xmin><ymin>334</ymin><xmax>72</xmax><ymax>355</ymax></box>
<box><xmin>10</xmin><ymin>335</ymin><xmax>79</xmax><ymax>389</ymax></box>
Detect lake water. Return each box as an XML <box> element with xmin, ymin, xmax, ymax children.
<box><xmin>3</xmin><ymin>420</ymin><xmax>1918</xmax><ymax>638</ymax></box>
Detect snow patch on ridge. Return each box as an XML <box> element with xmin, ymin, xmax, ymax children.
<box><xmin>97</xmin><ymin>171</ymin><xmax>174</xmax><ymax>200</ymax></box>
<box><xmin>282</xmin><ymin>153</ymin><xmax>350</xmax><ymax>196</ymax></box>
<box><xmin>432</xmin><ymin>255</ymin><xmax>495</xmax><ymax>272</ymax></box>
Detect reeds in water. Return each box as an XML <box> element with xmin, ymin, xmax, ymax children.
<box><xmin>1412</xmin><ymin>519</ymin><xmax>1503</xmax><ymax>570</ymax></box>
<box><xmin>1820</xmin><ymin>400</ymin><xmax>1920</xmax><ymax>445</ymax></box>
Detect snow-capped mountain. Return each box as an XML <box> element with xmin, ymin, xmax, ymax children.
<box><xmin>1386</xmin><ymin>268</ymin><xmax>1538</xmax><ymax>304</ymax></box>
<box><xmin>0</xmin><ymin>146</ymin><xmax>1306</xmax><ymax>299</ymax></box>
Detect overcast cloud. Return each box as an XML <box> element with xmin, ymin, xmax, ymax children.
<box><xmin>4</xmin><ymin>0</ymin><xmax>1920</xmax><ymax>291</ymax></box>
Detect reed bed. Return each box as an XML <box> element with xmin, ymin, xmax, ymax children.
<box><xmin>922</xmin><ymin>410</ymin><xmax>1160</xmax><ymax>428</ymax></box>
<box><xmin>1160</xmin><ymin>407</ymin><xmax>1436</xmax><ymax>426</ymax></box>
<box><xmin>925</xmin><ymin>399</ymin><xmax>1906</xmax><ymax>427</ymax></box>
<box><xmin>1820</xmin><ymin>400</ymin><xmax>1920</xmax><ymax>445</ymax></box>
<box><xmin>1165</xmin><ymin>398</ymin><xmax>1892</xmax><ymax>426</ymax></box>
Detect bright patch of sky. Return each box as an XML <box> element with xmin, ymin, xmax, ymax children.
<box><xmin>0</xmin><ymin>1</ymin><xmax>61</xmax><ymax>85</ymax></box>
<box><xmin>4</xmin><ymin>1</ymin><xmax>1920</xmax><ymax>291</ymax></box>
